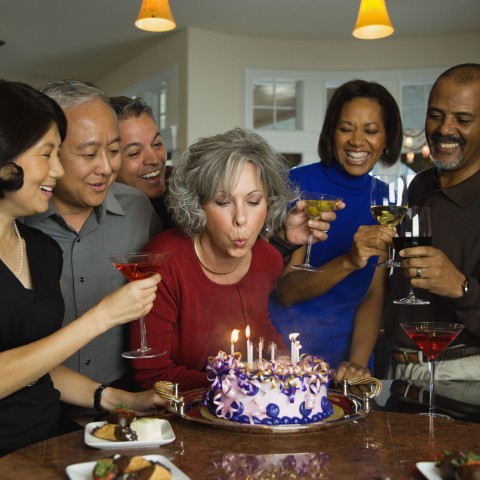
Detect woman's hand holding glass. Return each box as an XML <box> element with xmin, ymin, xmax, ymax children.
<box><xmin>93</xmin><ymin>274</ymin><xmax>161</xmax><ymax>331</ymax></box>
<box><xmin>283</xmin><ymin>197</ymin><xmax>345</xmax><ymax>244</ymax></box>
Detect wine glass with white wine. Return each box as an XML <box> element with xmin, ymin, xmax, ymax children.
<box><xmin>370</xmin><ymin>173</ymin><xmax>408</xmax><ymax>268</ymax></box>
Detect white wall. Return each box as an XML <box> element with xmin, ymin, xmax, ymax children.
<box><xmin>97</xmin><ymin>28</ymin><xmax>480</xmax><ymax>158</ymax></box>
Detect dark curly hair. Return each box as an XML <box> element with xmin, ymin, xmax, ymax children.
<box><xmin>0</xmin><ymin>80</ymin><xmax>67</xmax><ymax>198</ymax></box>
<box><xmin>318</xmin><ymin>79</ymin><xmax>403</xmax><ymax>168</ymax></box>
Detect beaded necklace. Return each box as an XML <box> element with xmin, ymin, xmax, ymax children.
<box><xmin>13</xmin><ymin>221</ymin><xmax>24</xmax><ymax>279</ymax></box>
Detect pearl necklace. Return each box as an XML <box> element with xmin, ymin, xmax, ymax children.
<box><xmin>13</xmin><ymin>221</ymin><xmax>24</xmax><ymax>279</ymax></box>
<box><xmin>193</xmin><ymin>236</ymin><xmax>249</xmax><ymax>275</ymax></box>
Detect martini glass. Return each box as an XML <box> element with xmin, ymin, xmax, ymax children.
<box><xmin>291</xmin><ymin>192</ymin><xmax>343</xmax><ymax>272</ymax></box>
<box><xmin>400</xmin><ymin>322</ymin><xmax>464</xmax><ymax>418</ymax></box>
<box><xmin>370</xmin><ymin>174</ymin><xmax>408</xmax><ymax>267</ymax></box>
<box><xmin>108</xmin><ymin>251</ymin><xmax>170</xmax><ymax>359</ymax></box>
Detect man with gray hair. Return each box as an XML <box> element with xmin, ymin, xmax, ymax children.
<box><xmin>24</xmin><ymin>80</ymin><xmax>161</xmax><ymax>399</ymax></box>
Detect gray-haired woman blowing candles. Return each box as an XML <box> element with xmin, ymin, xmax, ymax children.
<box><xmin>132</xmin><ymin>127</ymin><xmax>312</xmax><ymax>392</ymax></box>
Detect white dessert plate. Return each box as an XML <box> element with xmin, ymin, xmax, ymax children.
<box><xmin>84</xmin><ymin>420</ymin><xmax>175</xmax><ymax>449</ymax></box>
<box><xmin>66</xmin><ymin>454</ymin><xmax>190</xmax><ymax>480</ymax></box>
<box><xmin>416</xmin><ymin>462</ymin><xmax>442</xmax><ymax>480</ymax></box>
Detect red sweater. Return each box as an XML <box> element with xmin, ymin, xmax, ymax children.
<box><xmin>131</xmin><ymin>228</ymin><xmax>286</xmax><ymax>393</ymax></box>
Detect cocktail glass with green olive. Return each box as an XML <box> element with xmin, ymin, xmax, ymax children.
<box><xmin>291</xmin><ymin>192</ymin><xmax>343</xmax><ymax>272</ymax></box>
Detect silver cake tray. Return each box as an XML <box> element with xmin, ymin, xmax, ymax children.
<box><xmin>153</xmin><ymin>377</ymin><xmax>382</xmax><ymax>434</ymax></box>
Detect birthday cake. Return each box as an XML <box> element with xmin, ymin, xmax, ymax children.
<box><xmin>203</xmin><ymin>351</ymin><xmax>333</xmax><ymax>425</ymax></box>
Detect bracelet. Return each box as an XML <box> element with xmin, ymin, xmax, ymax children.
<box><xmin>94</xmin><ymin>384</ymin><xmax>108</xmax><ymax>412</ymax></box>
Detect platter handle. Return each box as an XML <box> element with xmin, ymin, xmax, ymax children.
<box><xmin>153</xmin><ymin>381</ymin><xmax>185</xmax><ymax>416</ymax></box>
<box><xmin>342</xmin><ymin>377</ymin><xmax>382</xmax><ymax>413</ymax></box>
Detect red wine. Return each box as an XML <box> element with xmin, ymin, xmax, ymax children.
<box><xmin>405</xmin><ymin>330</ymin><xmax>459</xmax><ymax>360</ymax></box>
<box><xmin>393</xmin><ymin>236</ymin><xmax>432</xmax><ymax>251</ymax></box>
<box><xmin>114</xmin><ymin>262</ymin><xmax>159</xmax><ymax>282</ymax></box>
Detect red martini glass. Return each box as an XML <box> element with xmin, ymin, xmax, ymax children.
<box><xmin>400</xmin><ymin>322</ymin><xmax>464</xmax><ymax>418</ymax></box>
<box><xmin>108</xmin><ymin>251</ymin><xmax>170</xmax><ymax>359</ymax></box>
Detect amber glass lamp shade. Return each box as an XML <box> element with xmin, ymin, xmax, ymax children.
<box><xmin>353</xmin><ymin>0</ymin><xmax>394</xmax><ymax>40</ymax></box>
<box><xmin>135</xmin><ymin>0</ymin><xmax>176</xmax><ymax>32</ymax></box>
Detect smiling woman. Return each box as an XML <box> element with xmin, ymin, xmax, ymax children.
<box><xmin>269</xmin><ymin>79</ymin><xmax>403</xmax><ymax>383</ymax></box>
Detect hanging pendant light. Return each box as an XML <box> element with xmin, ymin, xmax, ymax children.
<box><xmin>353</xmin><ymin>0</ymin><xmax>394</xmax><ymax>40</ymax></box>
<box><xmin>135</xmin><ymin>0</ymin><xmax>176</xmax><ymax>32</ymax></box>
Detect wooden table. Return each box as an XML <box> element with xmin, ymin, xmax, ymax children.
<box><xmin>2</xmin><ymin>384</ymin><xmax>480</xmax><ymax>480</ymax></box>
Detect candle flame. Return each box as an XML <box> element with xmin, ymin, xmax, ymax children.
<box><xmin>231</xmin><ymin>329</ymin><xmax>240</xmax><ymax>343</ymax></box>
<box><xmin>246</xmin><ymin>325</ymin><xmax>251</xmax><ymax>340</ymax></box>
<box><xmin>289</xmin><ymin>332</ymin><xmax>300</xmax><ymax>341</ymax></box>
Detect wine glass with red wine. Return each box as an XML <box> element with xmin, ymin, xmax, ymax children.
<box><xmin>108</xmin><ymin>251</ymin><xmax>170</xmax><ymax>359</ymax></box>
<box><xmin>393</xmin><ymin>206</ymin><xmax>432</xmax><ymax>305</ymax></box>
<box><xmin>400</xmin><ymin>322</ymin><xmax>464</xmax><ymax>418</ymax></box>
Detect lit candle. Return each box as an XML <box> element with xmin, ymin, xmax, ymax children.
<box><xmin>258</xmin><ymin>337</ymin><xmax>264</xmax><ymax>361</ymax></box>
<box><xmin>270</xmin><ymin>342</ymin><xmax>276</xmax><ymax>362</ymax></box>
<box><xmin>289</xmin><ymin>333</ymin><xmax>300</xmax><ymax>365</ymax></box>
<box><xmin>231</xmin><ymin>329</ymin><xmax>240</xmax><ymax>355</ymax></box>
<box><xmin>246</xmin><ymin>325</ymin><xmax>253</xmax><ymax>369</ymax></box>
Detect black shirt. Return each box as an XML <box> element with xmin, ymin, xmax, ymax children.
<box><xmin>385</xmin><ymin>167</ymin><xmax>480</xmax><ymax>350</ymax></box>
<box><xmin>0</xmin><ymin>223</ymin><xmax>65</xmax><ymax>455</ymax></box>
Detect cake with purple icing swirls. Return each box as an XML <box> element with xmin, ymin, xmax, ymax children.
<box><xmin>203</xmin><ymin>351</ymin><xmax>333</xmax><ymax>425</ymax></box>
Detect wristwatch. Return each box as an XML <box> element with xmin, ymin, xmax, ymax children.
<box><xmin>461</xmin><ymin>275</ymin><xmax>470</xmax><ymax>296</ymax></box>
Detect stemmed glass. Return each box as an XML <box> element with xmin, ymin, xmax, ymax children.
<box><xmin>370</xmin><ymin>173</ymin><xmax>408</xmax><ymax>267</ymax></box>
<box><xmin>108</xmin><ymin>251</ymin><xmax>170</xmax><ymax>359</ymax></box>
<box><xmin>291</xmin><ymin>191</ymin><xmax>343</xmax><ymax>272</ymax></box>
<box><xmin>393</xmin><ymin>206</ymin><xmax>432</xmax><ymax>305</ymax></box>
<box><xmin>400</xmin><ymin>322</ymin><xmax>464</xmax><ymax>419</ymax></box>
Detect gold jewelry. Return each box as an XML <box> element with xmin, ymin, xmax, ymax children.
<box><xmin>13</xmin><ymin>221</ymin><xmax>24</xmax><ymax>279</ymax></box>
<box><xmin>193</xmin><ymin>236</ymin><xmax>249</xmax><ymax>275</ymax></box>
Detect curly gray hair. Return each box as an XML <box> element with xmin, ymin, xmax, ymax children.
<box><xmin>168</xmin><ymin>127</ymin><xmax>298</xmax><ymax>238</ymax></box>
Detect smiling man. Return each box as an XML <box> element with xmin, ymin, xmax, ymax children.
<box><xmin>110</xmin><ymin>96</ymin><xmax>174</xmax><ymax>230</ymax></box>
<box><xmin>386</xmin><ymin>63</ymin><xmax>480</xmax><ymax>381</ymax></box>
<box><xmin>23</xmin><ymin>81</ymin><xmax>161</xmax><ymax>399</ymax></box>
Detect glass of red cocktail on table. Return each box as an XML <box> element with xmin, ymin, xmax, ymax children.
<box><xmin>400</xmin><ymin>322</ymin><xmax>464</xmax><ymax>419</ymax></box>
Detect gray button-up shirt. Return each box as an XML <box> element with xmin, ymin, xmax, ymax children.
<box><xmin>23</xmin><ymin>182</ymin><xmax>162</xmax><ymax>385</ymax></box>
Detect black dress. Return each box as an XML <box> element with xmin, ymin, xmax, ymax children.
<box><xmin>0</xmin><ymin>222</ymin><xmax>65</xmax><ymax>455</ymax></box>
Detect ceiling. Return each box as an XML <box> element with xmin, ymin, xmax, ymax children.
<box><xmin>1</xmin><ymin>0</ymin><xmax>480</xmax><ymax>82</ymax></box>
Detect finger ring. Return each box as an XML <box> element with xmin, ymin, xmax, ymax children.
<box><xmin>416</xmin><ymin>267</ymin><xmax>422</xmax><ymax>278</ymax></box>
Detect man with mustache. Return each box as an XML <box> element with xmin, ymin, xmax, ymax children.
<box><xmin>385</xmin><ymin>63</ymin><xmax>480</xmax><ymax>381</ymax></box>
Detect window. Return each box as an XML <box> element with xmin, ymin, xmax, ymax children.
<box><xmin>253</xmin><ymin>79</ymin><xmax>299</xmax><ymax>130</ymax></box>
<box><xmin>245</xmin><ymin>67</ymin><xmax>444</xmax><ymax>171</ymax></box>
<box><xmin>401</xmin><ymin>84</ymin><xmax>432</xmax><ymax>130</ymax></box>
<box><xmin>157</xmin><ymin>80</ymin><xmax>168</xmax><ymax>131</ymax></box>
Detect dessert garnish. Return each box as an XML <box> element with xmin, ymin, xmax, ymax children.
<box><xmin>435</xmin><ymin>450</ymin><xmax>480</xmax><ymax>480</ymax></box>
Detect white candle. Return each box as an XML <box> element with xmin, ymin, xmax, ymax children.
<box><xmin>296</xmin><ymin>340</ymin><xmax>302</xmax><ymax>363</ymax></box>
<box><xmin>270</xmin><ymin>342</ymin><xmax>276</xmax><ymax>362</ymax></box>
<box><xmin>258</xmin><ymin>337</ymin><xmax>264</xmax><ymax>361</ymax></box>
<box><xmin>246</xmin><ymin>325</ymin><xmax>253</xmax><ymax>369</ymax></box>
<box><xmin>289</xmin><ymin>333</ymin><xmax>300</xmax><ymax>365</ymax></box>
<box><xmin>230</xmin><ymin>329</ymin><xmax>239</xmax><ymax>355</ymax></box>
